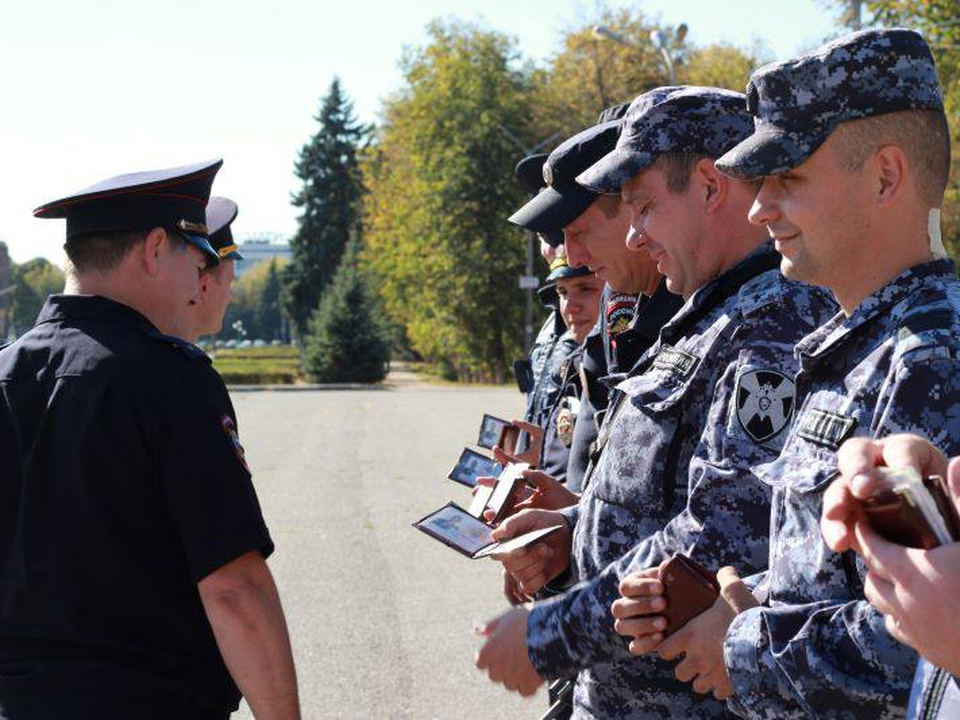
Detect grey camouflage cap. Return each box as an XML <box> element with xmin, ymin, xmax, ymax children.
<box><xmin>576</xmin><ymin>86</ymin><xmax>753</xmax><ymax>193</ymax></box>
<box><xmin>717</xmin><ymin>28</ymin><xmax>943</xmax><ymax>179</ymax></box>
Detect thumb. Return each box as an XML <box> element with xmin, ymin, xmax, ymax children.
<box><xmin>493</xmin><ymin>446</ymin><xmax>520</xmax><ymax>466</ymax></box>
<box><xmin>717</xmin><ymin>566</ymin><xmax>759</xmax><ymax>613</ymax></box>
<box><xmin>946</xmin><ymin>456</ymin><xmax>960</xmax><ymax>511</ymax></box>
<box><xmin>512</xmin><ymin>419</ymin><xmax>541</xmax><ymax>435</ymax></box>
<box><xmin>492</xmin><ymin>509</ymin><xmax>543</xmax><ymax>541</ymax></box>
<box><xmin>475</xmin><ymin>613</ymin><xmax>501</xmax><ymax>637</ymax></box>
<box><xmin>522</xmin><ymin>469</ymin><xmax>558</xmax><ymax>491</ymax></box>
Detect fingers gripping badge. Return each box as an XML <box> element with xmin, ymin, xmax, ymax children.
<box><xmin>221</xmin><ymin>414</ymin><xmax>250</xmax><ymax>473</ymax></box>
<box><xmin>736</xmin><ymin>369</ymin><xmax>795</xmax><ymax>443</ymax></box>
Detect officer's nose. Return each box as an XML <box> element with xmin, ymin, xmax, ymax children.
<box><xmin>564</xmin><ymin>233</ymin><xmax>590</xmax><ymax>268</ymax></box>
<box><xmin>625</xmin><ymin>215</ymin><xmax>646</xmax><ymax>252</ymax></box>
<box><xmin>748</xmin><ymin>179</ymin><xmax>781</xmax><ymax>228</ymax></box>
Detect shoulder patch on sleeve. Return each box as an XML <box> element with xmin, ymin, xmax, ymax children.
<box><xmin>221</xmin><ymin>414</ymin><xmax>251</xmax><ymax>473</ymax></box>
<box><xmin>736</xmin><ymin>369</ymin><xmax>795</xmax><ymax>443</ymax></box>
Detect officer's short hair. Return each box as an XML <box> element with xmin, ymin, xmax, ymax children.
<box><xmin>653</xmin><ymin>153</ymin><xmax>711</xmax><ymax>194</ymax></box>
<box><xmin>65</xmin><ymin>228</ymin><xmax>187</xmax><ymax>274</ymax></box>
<box><xmin>831</xmin><ymin>109</ymin><xmax>950</xmax><ymax>206</ymax></box>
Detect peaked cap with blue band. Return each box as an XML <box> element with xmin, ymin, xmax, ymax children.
<box><xmin>716</xmin><ymin>28</ymin><xmax>943</xmax><ymax>179</ymax></box>
<box><xmin>577</xmin><ymin>86</ymin><xmax>753</xmax><ymax>193</ymax></box>
<box><xmin>206</xmin><ymin>196</ymin><xmax>243</xmax><ymax>261</ymax></box>
<box><xmin>34</xmin><ymin>159</ymin><xmax>224</xmax><ymax>265</ymax></box>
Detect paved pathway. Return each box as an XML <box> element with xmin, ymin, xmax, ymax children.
<box><xmin>230</xmin><ymin>377</ymin><xmax>547</xmax><ymax>718</ymax></box>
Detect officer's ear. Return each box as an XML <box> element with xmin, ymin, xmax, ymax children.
<box><xmin>873</xmin><ymin>144</ymin><xmax>909</xmax><ymax>210</ymax></box>
<box><xmin>141</xmin><ymin>227</ymin><xmax>167</xmax><ymax>277</ymax></box>
<box><xmin>696</xmin><ymin>159</ymin><xmax>728</xmax><ymax>215</ymax></box>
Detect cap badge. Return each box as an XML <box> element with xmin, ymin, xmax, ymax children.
<box><xmin>177</xmin><ymin>219</ymin><xmax>209</xmax><ymax>236</ymax></box>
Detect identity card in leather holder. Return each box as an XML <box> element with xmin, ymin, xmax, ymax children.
<box><xmin>862</xmin><ymin>467</ymin><xmax>960</xmax><ymax>549</ymax></box>
<box><xmin>412</xmin><ymin>502</ymin><xmax>562</xmax><ymax>559</ymax></box>
<box><xmin>658</xmin><ymin>554</ymin><xmax>720</xmax><ymax>636</ymax></box>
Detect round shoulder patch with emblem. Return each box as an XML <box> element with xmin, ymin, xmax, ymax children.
<box><xmin>736</xmin><ymin>369</ymin><xmax>795</xmax><ymax>443</ymax></box>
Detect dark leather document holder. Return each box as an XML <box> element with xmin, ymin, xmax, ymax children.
<box><xmin>863</xmin><ymin>474</ymin><xmax>960</xmax><ymax>549</ymax></box>
<box><xmin>658</xmin><ymin>554</ymin><xmax>720</xmax><ymax>636</ymax></box>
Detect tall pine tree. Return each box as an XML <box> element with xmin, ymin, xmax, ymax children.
<box><xmin>283</xmin><ymin>78</ymin><xmax>367</xmax><ymax>339</ymax></box>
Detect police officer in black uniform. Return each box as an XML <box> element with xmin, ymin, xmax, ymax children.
<box><xmin>0</xmin><ymin>160</ymin><xmax>300</xmax><ymax>719</ymax></box>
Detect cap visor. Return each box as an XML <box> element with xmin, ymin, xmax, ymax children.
<box><xmin>716</xmin><ymin>125</ymin><xmax>830</xmax><ymax>180</ymax></box>
<box><xmin>184</xmin><ymin>233</ymin><xmax>221</xmax><ymax>266</ymax></box>
<box><xmin>576</xmin><ymin>147</ymin><xmax>653</xmax><ymax>194</ymax></box>
<box><xmin>508</xmin><ymin>186</ymin><xmax>596</xmax><ymax>235</ymax></box>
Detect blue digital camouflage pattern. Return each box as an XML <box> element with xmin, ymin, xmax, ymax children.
<box><xmin>524</xmin><ymin>314</ymin><xmax>578</xmax><ymax>432</ymax></box>
<box><xmin>576</xmin><ymin>86</ymin><xmax>753</xmax><ymax>194</ymax></box>
<box><xmin>717</xmin><ymin>28</ymin><xmax>943</xmax><ymax>179</ymax></box>
<box><xmin>525</xmin><ymin>245</ymin><xmax>838</xmax><ymax>718</ymax></box>
<box><xmin>907</xmin><ymin>661</ymin><xmax>960</xmax><ymax>720</ymax></box>
<box><xmin>724</xmin><ymin>259</ymin><xmax>960</xmax><ymax>719</ymax></box>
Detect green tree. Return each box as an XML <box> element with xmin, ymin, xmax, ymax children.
<box><xmin>220</xmin><ymin>258</ymin><xmax>289</xmax><ymax>341</ymax></box>
<box><xmin>283</xmin><ymin>78</ymin><xmax>367</xmax><ymax>339</ymax></box>
<box><xmin>363</xmin><ymin>20</ymin><xmax>533</xmax><ymax>382</ymax></box>
<box><xmin>9</xmin><ymin>258</ymin><xmax>64</xmax><ymax>335</ymax></box>
<box><xmin>529</xmin><ymin>7</ymin><xmax>762</xmax><ymax>143</ymax></box>
<box><xmin>302</xmin><ymin>239</ymin><xmax>390</xmax><ymax>383</ymax></box>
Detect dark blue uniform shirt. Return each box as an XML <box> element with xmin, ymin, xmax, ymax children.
<box><xmin>0</xmin><ymin>295</ymin><xmax>273</xmax><ymax>714</ymax></box>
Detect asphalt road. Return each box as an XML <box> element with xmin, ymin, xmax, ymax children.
<box><xmin>230</xmin><ymin>376</ymin><xmax>547</xmax><ymax>719</ymax></box>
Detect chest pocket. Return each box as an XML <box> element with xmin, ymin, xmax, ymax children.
<box><xmin>587</xmin><ymin>366</ymin><xmax>699</xmax><ymax>515</ymax></box>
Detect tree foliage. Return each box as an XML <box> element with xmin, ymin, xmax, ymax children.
<box><xmin>283</xmin><ymin>78</ymin><xmax>367</xmax><ymax>339</ymax></box>
<box><xmin>220</xmin><ymin>258</ymin><xmax>289</xmax><ymax>342</ymax></box>
<box><xmin>8</xmin><ymin>258</ymin><xmax>64</xmax><ymax>336</ymax></box>
<box><xmin>362</xmin><ymin>20</ymin><xmax>533</xmax><ymax>382</ymax></box>
<box><xmin>302</xmin><ymin>239</ymin><xmax>391</xmax><ymax>383</ymax></box>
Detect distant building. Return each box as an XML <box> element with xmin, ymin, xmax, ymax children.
<box><xmin>234</xmin><ymin>233</ymin><xmax>292</xmax><ymax>278</ymax></box>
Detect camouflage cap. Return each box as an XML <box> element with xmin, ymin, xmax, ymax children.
<box><xmin>576</xmin><ymin>86</ymin><xmax>752</xmax><ymax>193</ymax></box>
<box><xmin>717</xmin><ymin>28</ymin><xmax>943</xmax><ymax>179</ymax></box>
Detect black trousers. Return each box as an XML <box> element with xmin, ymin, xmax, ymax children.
<box><xmin>0</xmin><ymin>692</ymin><xmax>229</xmax><ymax>720</ymax></box>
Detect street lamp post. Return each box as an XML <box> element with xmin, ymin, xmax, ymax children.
<box><xmin>497</xmin><ymin>125</ymin><xmax>563</xmax><ymax>353</ymax></box>
<box><xmin>592</xmin><ymin>23</ymin><xmax>687</xmax><ymax>86</ymax></box>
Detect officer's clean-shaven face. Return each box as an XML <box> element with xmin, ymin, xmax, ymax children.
<box><xmin>621</xmin><ymin>165</ymin><xmax>708</xmax><ymax>299</ymax></box>
<box><xmin>557</xmin><ymin>274</ymin><xmax>605</xmax><ymax>344</ymax></box>
<box><xmin>748</xmin><ymin>131</ymin><xmax>868</xmax><ymax>291</ymax></box>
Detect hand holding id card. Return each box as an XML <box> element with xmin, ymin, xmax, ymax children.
<box><xmin>412</xmin><ymin>503</ymin><xmax>563</xmax><ymax>559</ymax></box>
<box><xmin>862</xmin><ymin>467</ymin><xmax>960</xmax><ymax>549</ymax></box>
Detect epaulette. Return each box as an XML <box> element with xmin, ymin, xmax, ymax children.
<box><xmin>895</xmin><ymin>307</ymin><xmax>960</xmax><ymax>359</ymax></box>
<box><xmin>737</xmin><ymin>267</ymin><xmax>783</xmax><ymax>318</ymax></box>
<box><xmin>146</xmin><ymin>331</ymin><xmax>211</xmax><ymax>362</ymax></box>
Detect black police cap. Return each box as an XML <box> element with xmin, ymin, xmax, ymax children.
<box><xmin>34</xmin><ymin>159</ymin><xmax>223</xmax><ymax>265</ymax></box>
<box><xmin>207</xmin><ymin>197</ymin><xmax>243</xmax><ymax>261</ymax></box>
<box><xmin>508</xmin><ymin>119</ymin><xmax>621</xmax><ymax>243</ymax></box>
<box><xmin>515</xmin><ymin>153</ymin><xmax>549</xmax><ymax>195</ymax></box>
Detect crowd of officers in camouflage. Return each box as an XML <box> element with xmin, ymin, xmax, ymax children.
<box><xmin>471</xmin><ymin>27</ymin><xmax>960</xmax><ymax>720</ymax></box>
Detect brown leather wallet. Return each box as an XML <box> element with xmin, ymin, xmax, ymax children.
<box><xmin>862</xmin><ymin>475</ymin><xmax>960</xmax><ymax>549</ymax></box>
<box><xmin>658</xmin><ymin>554</ymin><xmax>720</xmax><ymax>636</ymax></box>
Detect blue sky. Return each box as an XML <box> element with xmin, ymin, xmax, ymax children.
<box><xmin>0</xmin><ymin>0</ymin><xmax>840</xmax><ymax>264</ymax></box>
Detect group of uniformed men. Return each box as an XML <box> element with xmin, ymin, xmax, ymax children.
<box><xmin>474</xmin><ymin>27</ymin><xmax>960</xmax><ymax>720</ymax></box>
<box><xmin>2</xmin><ymin>22</ymin><xmax>960</xmax><ymax>720</ymax></box>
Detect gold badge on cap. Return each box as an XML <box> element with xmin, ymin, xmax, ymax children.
<box><xmin>177</xmin><ymin>219</ymin><xmax>209</xmax><ymax>236</ymax></box>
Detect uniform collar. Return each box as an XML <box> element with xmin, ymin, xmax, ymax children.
<box><xmin>660</xmin><ymin>241</ymin><xmax>778</xmax><ymax>344</ymax></box>
<box><xmin>36</xmin><ymin>294</ymin><xmax>161</xmax><ymax>335</ymax></box>
<box><xmin>796</xmin><ymin>258</ymin><xmax>958</xmax><ymax>361</ymax></box>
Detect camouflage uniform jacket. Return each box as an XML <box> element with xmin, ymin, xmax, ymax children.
<box><xmin>724</xmin><ymin>259</ymin><xmax>960</xmax><ymax>719</ymax></box>
<box><xmin>526</xmin><ymin>245</ymin><xmax>837</xmax><ymax>718</ymax></box>
<box><xmin>526</xmin><ymin>314</ymin><xmax>578</xmax><ymax>430</ymax></box>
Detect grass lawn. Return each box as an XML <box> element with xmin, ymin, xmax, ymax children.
<box><xmin>211</xmin><ymin>345</ymin><xmax>301</xmax><ymax>384</ymax></box>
